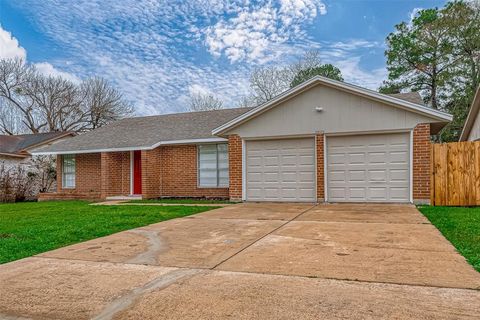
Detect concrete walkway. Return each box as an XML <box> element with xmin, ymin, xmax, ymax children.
<box><xmin>91</xmin><ymin>200</ymin><xmax>233</xmax><ymax>207</ymax></box>
<box><xmin>1</xmin><ymin>203</ymin><xmax>479</xmax><ymax>319</ymax></box>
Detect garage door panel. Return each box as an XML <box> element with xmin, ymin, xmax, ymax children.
<box><xmin>246</xmin><ymin>138</ymin><xmax>316</xmax><ymax>202</ymax></box>
<box><xmin>348</xmin><ymin>153</ymin><xmax>366</xmax><ymax>164</ymax></box>
<box><xmin>390</xmin><ymin>169</ymin><xmax>408</xmax><ymax>182</ymax></box>
<box><xmin>327</xmin><ymin>133</ymin><xmax>410</xmax><ymax>203</ymax></box>
<box><xmin>330</xmin><ymin>170</ymin><xmax>346</xmax><ymax>182</ymax></box>
<box><xmin>369</xmin><ymin>169</ymin><xmax>387</xmax><ymax>182</ymax></box>
<box><xmin>369</xmin><ymin>187</ymin><xmax>388</xmax><ymax>200</ymax></box>
<box><xmin>349</xmin><ymin>170</ymin><xmax>366</xmax><ymax>181</ymax></box>
<box><xmin>390</xmin><ymin>151</ymin><xmax>408</xmax><ymax>164</ymax></box>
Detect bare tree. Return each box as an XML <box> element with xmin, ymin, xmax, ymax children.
<box><xmin>249</xmin><ymin>50</ymin><xmax>323</xmax><ymax>105</ymax></box>
<box><xmin>0</xmin><ymin>58</ymin><xmax>132</xmax><ymax>134</ymax></box>
<box><xmin>188</xmin><ymin>92</ymin><xmax>223</xmax><ymax>111</ymax></box>
<box><xmin>21</xmin><ymin>73</ymin><xmax>86</xmax><ymax>132</ymax></box>
<box><xmin>249</xmin><ymin>66</ymin><xmax>291</xmax><ymax>105</ymax></box>
<box><xmin>0</xmin><ymin>99</ymin><xmax>25</xmax><ymax>134</ymax></box>
<box><xmin>0</xmin><ymin>58</ymin><xmax>39</xmax><ymax>133</ymax></box>
<box><xmin>289</xmin><ymin>50</ymin><xmax>322</xmax><ymax>76</ymax></box>
<box><xmin>81</xmin><ymin>77</ymin><xmax>133</xmax><ymax>129</ymax></box>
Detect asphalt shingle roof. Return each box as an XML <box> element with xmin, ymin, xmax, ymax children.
<box><xmin>389</xmin><ymin>92</ymin><xmax>424</xmax><ymax>105</ymax></box>
<box><xmin>35</xmin><ymin>107</ymin><xmax>253</xmax><ymax>153</ymax></box>
<box><xmin>0</xmin><ymin>132</ymin><xmax>72</xmax><ymax>156</ymax></box>
<box><xmin>33</xmin><ymin>91</ymin><xmax>425</xmax><ymax>154</ymax></box>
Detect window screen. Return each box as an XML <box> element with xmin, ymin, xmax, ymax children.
<box><xmin>198</xmin><ymin>144</ymin><xmax>229</xmax><ymax>187</ymax></box>
<box><xmin>62</xmin><ymin>154</ymin><xmax>76</xmax><ymax>188</ymax></box>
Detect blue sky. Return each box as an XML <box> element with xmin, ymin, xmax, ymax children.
<box><xmin>0</xmin><ymin>0</ymin><xmax>446</xmax><ymax>115</ymax></box>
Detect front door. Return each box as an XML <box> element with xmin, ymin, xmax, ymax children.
<box><xmin>133</xmin><ymin>150</ymin><xmax>142</xmax><ymax>195</ymax></box>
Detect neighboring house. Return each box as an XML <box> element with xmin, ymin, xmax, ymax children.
<box><xmin>33</xmin><ymin>76</ymin><xmax>452</xmax><ymax>204</ymax></box>
<box><xmin>459</xmin><ymin>86</ymin><xmax>480</xmax><ymax>141</ymax></box>
<box><xmin>0</xmin><ymin>132</ymin><xmax>75</xmax><ymax>169</ymax></box>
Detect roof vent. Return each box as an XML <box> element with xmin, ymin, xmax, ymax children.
<box><xmin>315</xmin><ymin>106</ymin><xmax>323</xmax><ymax>112</ymax></box>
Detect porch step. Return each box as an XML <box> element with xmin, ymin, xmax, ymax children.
<box><xmin>105</xmin><ymin>195</ymin><xmax>142</xmax><ymax>201</ymax></box>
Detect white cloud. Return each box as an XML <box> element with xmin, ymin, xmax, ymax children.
<box><xmin>408</xmin><ymin>7</ymin><xmax>423</xmax><ymax>25</ymax></box>
<box><xmin>0</xmin><ymin>25</ymin><xmax>81</xmax><ymax>83</ymax></box>
<box><xmin>204</xmin><ymin>0</ymin><xmax>327</xmax><ymax>63</ymax></box>
<box><xmin>335</xmin><ymin>57</ymin><xmax>387</xmax><ymax>90</ymax></box>
<box><xmin>7</xmin><ymin>0</ymin><xmax>389</xmax><ymax>116</ymax></box>
<box><xmin>0</xmin><ymin>25</ymin><xmax>26</xmax><ymax>60</ymax></box>
<box><xmin>34</xmin><ymin>62</ymin><xmax>81</xmax><ymax>83</ymax></box>
<box><xmin>315</xmin><ymin>39</ymin><xmax>386</xmax><ymax>90</ymax></box>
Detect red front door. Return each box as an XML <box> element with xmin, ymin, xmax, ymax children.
<box><xmin>133</xmin><ymin>150</ymin><xmax>142</xmax><ymax>195</ymax></box>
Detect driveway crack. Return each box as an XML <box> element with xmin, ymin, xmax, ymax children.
<box><xmin>92</xmin><ymin>268</ymin><xmax>202</xmax><ymax>320</ymax></box>
<box><xmin>211</xmin><ymin>204</ymin><xmax>317</xmax><ymax>270</ymax></box>
<box><xmin>126</xmin><ymin>229</ymin><xmax>165</xmax><ymax>265</ymax></box>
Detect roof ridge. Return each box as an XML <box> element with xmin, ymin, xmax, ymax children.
<box><xmin>118</xmin><ymin>106</ymin><xmax>254</xmax><ymax>122</ymax></box>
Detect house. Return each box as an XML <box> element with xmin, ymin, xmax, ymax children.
<box><xmin>32</xmin><ymin>76</ymin><xmax>452</xmax><ymax>204</ymax></box>
<box><xmin>0</xmin><ymin>132</ymin><xmax>75</xmax><ymax>169</ymax></box>
<box><xmin>459</xmin><ymin>86</ymin><xmax>480</xmax><ymax>141</ymax></box>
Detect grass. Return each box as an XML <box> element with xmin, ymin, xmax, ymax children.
<box><xmin>127</xmin><ymin>198</ymin><xmax>235</xmax><ymax>204</ymax></box>
<box><xmin>418</xmin><ymin>206</ymin><xmax>480</xmax><ymax>272</ymax></box>
<box><xmin>0</xmin><ymin>200</ymin><xmax>214</xmax><ymax>264</ymax></box>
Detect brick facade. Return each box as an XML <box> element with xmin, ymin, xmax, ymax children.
<box><xmin>141</xmin><ymin>149</ymin><xmax>162</xmax><ymax>199</ymax></box>
<box><xmin>42</xmin><ymin>125</ymin><xmax>431</xmax><ymax>203</ymax></box>
<box><xmin>159</xmin><ymin>145</ymin><xmax>229</xmax><ymax>198</ymax></box>
<box><xmin>316</xmin><ymin>133</ymin><xmax>325</xmax><ymax>202</ymax></box>
<box><xmin>228</xmin><ymin>135</ymin><xmax>242</xmax><ymax>201</ymax></box>
<box><xmin>101</xmin><ymin>152</ymin><xmax>130</xmax><ymax>198</ymax></box>
<box><xmin>43</xmin><ymin>144</ymin><xmax>229</xmax><ymax>201</ymax></box>
<box><xmin>412</xmin><ymin>123</ymin><xmax>431</xmax><ymax>204</ymax></box>
<box><xmin>40</xmin><ymin>153</ymin><xmax>103</xmax><ymax>200</ymax></box>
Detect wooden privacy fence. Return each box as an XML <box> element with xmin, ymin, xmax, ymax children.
<box><xmin>431</xmin><ymin>141</ymin><xmax>480</xmax><ymax>206</ymax></box>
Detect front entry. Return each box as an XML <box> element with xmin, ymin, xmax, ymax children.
<box><xmin>133</xmin><ymin>150</ymin><xmax>142</xmax><ymax>195</ymax></box>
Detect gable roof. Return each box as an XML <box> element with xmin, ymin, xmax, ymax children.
<box><xmin>459</xmin><ymin>86</ymin><xmax>480</xmax><ymax>141</ymax></box>
<box><xmin>212</xmin><ymin>76</ymin><xmax>453</xmax><ymax>136</ymax></box>
<box><xmin>32</xmin><ymin>107</ymin><xmax>253</xmax><ymax>155</ymax></box>
<box><xmin>0</xmin><ymin>132</ymin><xmax>74</xmax><ymax>158</ymax></box>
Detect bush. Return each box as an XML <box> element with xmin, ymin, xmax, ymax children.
<box><xmin>0</xmin><ymin>164</ymin><xmax>35</xmax><ymax>202</ymax></box>
<box><xmin>0</xmin><ymin>156</ymin><xmax>56</xmax><ymax>203</ymax></box>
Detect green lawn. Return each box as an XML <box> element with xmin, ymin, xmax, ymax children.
<box><xmin>418</xmin><ymin>206</ymin><xmax>480</xmax><ymax>272</ymax></box>
<box><xmin>0</xmin><ymin>201</ymin><xmax>214</xmax><ymax>264</ymax></box>
<box><xmin>127</xmin><ymin>198</ymin><xmax>235</xmax><ymax>204</ymax></box>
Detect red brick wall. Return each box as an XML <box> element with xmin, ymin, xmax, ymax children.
<box><xmin>228</xmin><ymin>135</ymin><xmax>242</xmax><ymax>201</ymax></box>
<box><xmin>141</xmin><ymin>149</ymin><xmax>161</xmax><ymax>199</ymax></box>
<box><xmin>316</xmin><ymin>133</ymin><xmax>324</xmax><ymax>201</ymax></box>
<box><xmin>413</xmin><ymin>123</ymin><xmax>431</xmax><ymax>203</ymax></box>
<box><xmin>57</xmin><ymin>153</ymin><xmax>101</xmax><ymax>193</ymax></box>
<box><xmin>159</xmin><ymin>145</ymin><xmax>229</xmax><ymax>198</ymax></box>
<box><xmin>101</xmin><ymin>152</ymin><xmax>130</xmax><ymax>198</ymax></box>
<box><xmin>45</xmin><ymin>153</ymin><xmax>102</xmax><ymax>200</ymax></box>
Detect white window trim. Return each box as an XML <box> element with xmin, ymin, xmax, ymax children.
<box><xmin>197</xmin><ymin>143</ymin><xmax>229</xmax><ymax>188</ymax></box>
<box><xmin>62</xmin><ymin>154</ymin><xmax>76</xmax><ymax>189</ymax></box>
<box><xmin>130</xmin><ymin>151</ymin><xmax>134</xmax><ymax>195</ymax></box>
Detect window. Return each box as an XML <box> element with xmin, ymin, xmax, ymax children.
<box><xmin>62</xmin><ymin>154</ymin><xmax>76</xmax><ymax>188</ymax></box>
<box><xmin>198</xmin><ymin>144</ymin><xmax>229</xmax><ymax>187</ymax></box>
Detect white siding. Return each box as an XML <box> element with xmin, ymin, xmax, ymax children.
<box><xmin>226</xmin><ymin>84</ymin><xmax>438</xmax><ymax>138</ymax></box>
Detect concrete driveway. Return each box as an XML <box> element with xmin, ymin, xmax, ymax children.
<box><xmin>1</xmin><ymin>203</ymin><xmax>479</xmax><ymax>319</ymax></box>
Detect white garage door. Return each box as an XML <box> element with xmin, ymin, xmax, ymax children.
<box><xmin>327</xmin><ymin>133</ymin><xmax>410</xmax><ymax>202</ymax></box>
<box><xmin>246</xmin><ymin>138</ymin><xmax>316</xmax><ymax>202</ymax></box>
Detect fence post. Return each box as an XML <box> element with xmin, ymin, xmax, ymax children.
<box><xmin>430</xmin><ymin>144</ymin><xmax>435</xmax><ymax>206</ymax></box>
